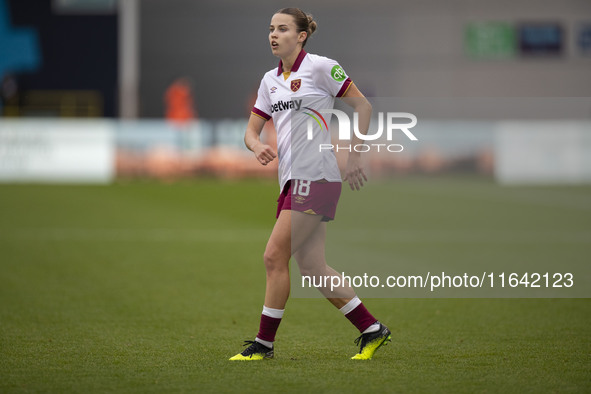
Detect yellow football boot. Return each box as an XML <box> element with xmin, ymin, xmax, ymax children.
<box><xmin>229</xmin><ymin>340</ymin><xmax>274</xmax><ymax>361</ymax></box>
<box><xmin>351</xmin><ymin>323</ymin><xmax>391</xmax><ymax>360</ymax></box>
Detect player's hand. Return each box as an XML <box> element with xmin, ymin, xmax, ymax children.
<box><xmin>253</xmin><ymin>143</ymin><xmax>277</xmax><ymax>166</ymax></box>
<box><xmin>343</xmin><ymin>154</ymin><xmax>368</xmax><ymax>191</ymax></box>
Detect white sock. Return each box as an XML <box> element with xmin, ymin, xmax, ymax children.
<box><xmin>255</xmin><ymin>337</ymin><xmax>273</xmax><ymax>348</ymax></box>
<box><xmin>339</xmin><ymin>296</ymin><xmax>361</xmax><ymax>315</ymax></box>
<box><xmin>363</xmin><ymin>322</ymin><xmax>381</xmax><ymax>334</ymax></box>
<box><xmin>262</xmin><ymin>305</ymin><xmax>285</xmax><ymax>319</ymax></box>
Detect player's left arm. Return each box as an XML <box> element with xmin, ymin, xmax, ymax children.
<box><xmin>340</xmin><ymin>82</ymin><xmax>372</xmax><ymax>191</ymax></box>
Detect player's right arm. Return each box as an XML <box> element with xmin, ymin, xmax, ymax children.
<box><xmin>245</xmin><ymin>113</ymin><xmax>277</xmax><ymax>166</ymax></box>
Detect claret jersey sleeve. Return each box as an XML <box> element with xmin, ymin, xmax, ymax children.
<box><xmin>252</xmin><ymin>76</ymin><xmax>272</xmax><ymax>121</ymax></box>
<box><xmin>310</xmin><ymin>55</ymin><xmax>353</xmax><ymax>98</ymax></box>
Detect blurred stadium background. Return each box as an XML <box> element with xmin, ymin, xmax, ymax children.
<box><xmin>1</xmin><ymin>1</ymin><xmax>591</xmax><ymax>392</ymax></box>
<box><xmin>1</xmin><ymin>0</ymin><xmax>590</xmax><ymax>182</ymax></box>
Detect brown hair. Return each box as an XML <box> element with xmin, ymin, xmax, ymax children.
<box><xmin>276</xmin><ymin>8</ymin><xmax>317</xmax><ymax>47</ymax></box>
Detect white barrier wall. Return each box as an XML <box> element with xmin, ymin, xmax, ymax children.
<box><xmin>1</xmin><ymin>118</ymin><xmax>590</xmax><ymax>184</ymax></box>
<box><xmin>494</xmin><ymin>122</ymin><xmax>591</xmax><ymax>185</ymax></box>
<box><xmin>0</xmin><ymin>120</ymin><xmax>114</xmax><ymax>183</ymax></box>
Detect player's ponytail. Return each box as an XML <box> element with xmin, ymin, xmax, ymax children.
<box><xmin>276</xmin><ymin>7</ymin><xmax>317</xmax><ymax>47</ymax></box>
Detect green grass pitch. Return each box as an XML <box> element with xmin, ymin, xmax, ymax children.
<box><xmin>0</xmin><ymin>177</ymin><xmax>589</xmax><ymax>393</ymax></box>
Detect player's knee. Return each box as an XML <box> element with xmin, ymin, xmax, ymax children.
<box><xmin>263</xmin><ymin>246</ymin><xmax>288</xmax><ymax>274</ymax></box>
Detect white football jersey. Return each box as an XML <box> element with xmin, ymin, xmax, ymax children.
<box><xmin>252</xmin><ymin>50</ymin><xmax>352</xmax><ymax>190</ymax></box>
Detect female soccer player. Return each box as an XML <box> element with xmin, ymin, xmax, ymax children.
<box><xmin>230</xmin><ymin>8</ymin><xmax>390</xmax><ymax>361</ymax></box>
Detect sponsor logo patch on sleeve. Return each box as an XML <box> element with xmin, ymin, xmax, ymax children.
<box><xmin>331</xmin><ymin>65</ymin><xmax>347</xmax><ymax>82</ymax></box>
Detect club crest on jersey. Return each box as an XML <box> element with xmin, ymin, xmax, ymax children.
<box><xmin>291</xmin><ymin>79</ymin><xmax>301</xmax><ymax>92</ymax></box>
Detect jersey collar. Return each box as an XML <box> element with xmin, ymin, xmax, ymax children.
<box><xmin>277</xmin><ymin>49</ymin><xmax>307</xmax><ymax>76</ymax></box>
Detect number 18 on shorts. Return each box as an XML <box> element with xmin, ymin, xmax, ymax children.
<box><xmin>276</xmin><ymin>180</ymin><xmax>342</xmax><ymax>222</ymax></box>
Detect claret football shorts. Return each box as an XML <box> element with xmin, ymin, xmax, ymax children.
<box><xmin>276</xmin><ymin>179</ymin><xmax>342</xmax><ymax>222</ymax></box>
